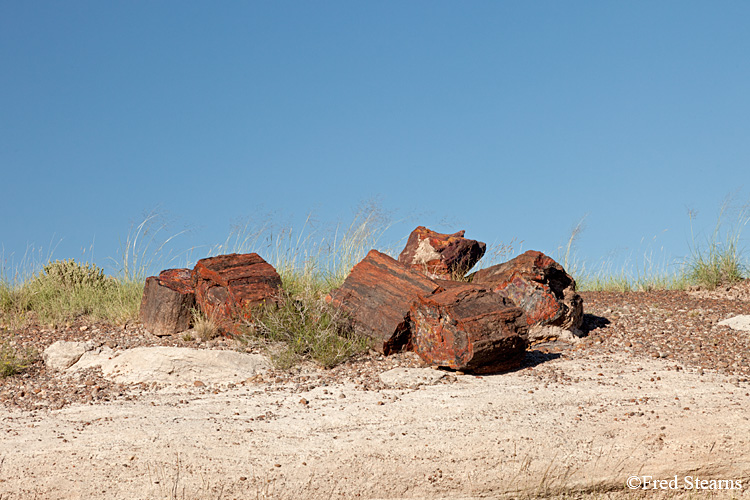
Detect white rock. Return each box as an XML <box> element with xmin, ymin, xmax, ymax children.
<box><xmin>379</xmin><ymin>367</ymin><xmax>446</xmax><ymax>388</ymax></box>
<box><xmin>528</xmin><ymin>325</ymin><xmax>582</xmax><ymax>343</ymax></box>
<box><xmin>67</xmin><ymin>346</ymin><xmax>270</xmax><ymax>386</ymax></box>
<box><xmin>718</xmin><ymin>315</ymin><xmax>750</xmax><ymax>332</ymax></box>
<box><xmin>42</xmin><ymin>341</ymin><xmax>91</xmax><ymax>372</ymax></box>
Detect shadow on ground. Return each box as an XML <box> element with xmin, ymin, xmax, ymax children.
<box><xmin>580</xmin><ymin>313</ymin><xmax>610</xmax><ymax>335</ymax></box>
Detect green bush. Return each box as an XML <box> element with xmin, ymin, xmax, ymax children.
<box><xmin>36</xmin><ymin>259</ymin><xmax>115</xmax><ymax>291</ymax></box>
<box><xmin>685</xmin><ymin>201</ymin><xmax>749</xmax><ymax>290</ymax></box>
<box><xmin>0</xmin><ymin>340</ymin><xmax>36</xmax><ymax>378</ymax></box>
<box><xmin>243</xmin><ymin>285</ymin><xmax>369</xmax><ymax>369</ymax></box>
<box><xmin>0</xmin><ymin>259</ymin><xmax>143</xmax><ymax>327</ymax></box>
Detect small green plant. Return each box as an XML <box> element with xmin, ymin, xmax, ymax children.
<box><xmin>685</xmin><ymin>200</ymin><xmax>749</xmax><ymax>290</ymax></box>
<box><xmin>1</xmin><ymin>258</ymin><xmax>144</xmax><ymax>327</ymax></box>
<box><xmin>37</xmin><ymin>259</ymin><xmax>114</xmax><ymax>291</ymax></box>
<box><xmin>244</xmin><ymin>286</ymin><xmax>368</xmax><ymax>369</ymax></box>
<box><xmin>558</xmin><ymin>216</ymin><xmax>690</xmax><ymax>292</ymax></box>
<box><xmin>0</xmin><ymin>341</ymin><xmax>36</xmax><ymax>378</ymax></box>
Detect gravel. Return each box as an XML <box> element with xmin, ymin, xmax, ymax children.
<box><xmin>571</xmin><ymin>281</ymin><xmax>750</xmax><ymax>380</ymax></box>
<box><xmin>2</xmin><ymin>280</ymin><xmax>750</xmax><ymax>411</ymax></box>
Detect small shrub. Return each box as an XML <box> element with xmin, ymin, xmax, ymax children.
<box><xmin>244</xmin><ymin>286</ymin><xmax>368</xmax><ymax>369</ymax></box>
<box><xmin>686</xmin><ymin>241</ymin><xmax>745</xmax><ymax>290</ymax></box>
<box><xmin>685</xmin><ymin>201</ymin><xmax>749</xmax><ymax>290</ymax></box>
<box><xmin>0</xmin><ymin>341</ymin><xmax>36</xmax><ymax>378</ymax></box>
<box><xmin>37</xmin><ymin>259</ymin><xmax>114</xmax><ymax>291</ymax></box>
<box><xmin>8</xmin><ymin>259</ymin><xmax>144</xmax><ymax>327</ymax></box>
<box><xmin>191</xmin><ymin>309</ymin><xmax>220</xmax><ymax>341</ymax></box>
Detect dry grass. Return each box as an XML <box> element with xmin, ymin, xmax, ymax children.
<box><xmin>209</xmin><ymin>206</ymin><xmax>389</xmax><ymax>369</ymax></box>
<box><xmin>560</xmin><ymin>198</ymin><xmax>749</xmax><ymax>292</ymax></box>
<box><xmin>242</xmin><ymin>286</ymin><xmax>369</xmax><ymax>369</ymax></box>
<box><xmin>685</xmin><ymin>198</ymin><xmax>749</xmax><ymax>290</ymax></box>
<box><xmin>190</xmin><ymin>309</ymin><xmax>221</xmax><ymax>342</ymax></box>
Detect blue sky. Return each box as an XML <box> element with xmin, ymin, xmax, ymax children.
<box><xmin>2</xmin><ymin>1</ymin><xmax>749</xmax><ymax>279</ymax></box>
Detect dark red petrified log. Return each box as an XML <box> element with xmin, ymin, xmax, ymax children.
<box><xmin>192</xmin><ymin>253</ymin><xmax>282</xmax><ymax>334</ymax></box>
<box><xmin>398</xmin><ymin>226</ymin><xmax>486</xmax><ymax>280</ymax></box>
<box><xmin>470</xmin><ymin>250</ymin><xmax>583</xmax><ymax>330</ymax></box>
<box><xmin>139</xmin><ymin>268</ymin><xmax>196</xmax><ymax>336</ymax></box>
<box><xmin>326</xmin><ymin>249</ymin><xmax>443</xmax><ymax>353</ymax></box>
<box><xmin>409</xmin><ymin>284</ymin><xmax>528</xmax><ymax>374</ymax></box>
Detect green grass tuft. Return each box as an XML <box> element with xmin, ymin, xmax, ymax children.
<box><xmin>684</xmin><ymin>199</ymin><xmax>749</xmax><ymax>290</ymax></box>
<box><xmin>0</xmin><ymin>340</ymin><xmax>37</xmax><ymax>378</ymax></box>
<box><xmin>242</xmin><ymin>283</ymin><xmax>369</xmax><ymax>370</ymax></box>
<box><xmin>0</xmin><ymin>263</ymin><xmax>143</xmax><ymax>328</ymax></box>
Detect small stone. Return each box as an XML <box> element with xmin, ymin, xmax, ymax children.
<box><xmin>194</xmin><ymin>381</ymin><xmax>205</xmax><ymax>387</ymax></box>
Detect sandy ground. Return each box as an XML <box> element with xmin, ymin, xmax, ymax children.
<box><xmin>1</xmin><ymin>350</ymin><xmax>749</xmax><ymax>499</ymax></box>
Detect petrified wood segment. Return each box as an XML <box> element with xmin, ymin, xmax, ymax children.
<box><xmin>192</xmin><ymin>253</ymin><xmax>282</xmax><ymax>331</ymax></box>
<box><xmin>139</xmin><ymin>268</ymin><xmax>196</xmax><ymax>336</ymax></box>
<box><xmin>470</xmin><ymin>250</ymin><xmax>583</xmax><ymax>330</ymax></box>
<box><xmin>398</xmin><ymin>226</ymin><xmax>486</xmax><ymax>280</ymax></box>
<box><xmin>326</xmin><ymin>250</ymin><xmax>443</xmax><ymax>353</ymax></box>
<box><xmin>409</xmin><ymin>285</ymin><xmax>528</xmax><ymax>374</ymax></box>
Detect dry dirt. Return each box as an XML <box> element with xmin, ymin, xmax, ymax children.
<box><xmin>2</xmin><ymin>284</ymin><xmax>750</xmax><ymax>499</ymax></box>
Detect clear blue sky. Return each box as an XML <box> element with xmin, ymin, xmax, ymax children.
<box><xmin>2</xmin><ymin>1</ymin><xmax>749</xmax><ymax>280</ymax></box>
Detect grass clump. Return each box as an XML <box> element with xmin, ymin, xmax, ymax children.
<box><xmin>215</xmin><ymin>206</ymin><xmax>387</xmax><ymax>369</ymax></box>
<box><xmin>685</xmin><ymin>200</ymin><xmax>749</xmax><ymax>290</ymax></box>
<box><xmin>39</xmin><ymin>259</ymin><xmax>114</xmax><ymax>290</ymax></box>
<box><xmin>246</xmin><ymin>285</ymin><xmax>369</xmax><ymax>369</ymax></box>
<box><xmin>0</xmin><ymin>258</ymin><xmax>144</xmax><ymax>328</ymax></box>
<box><xmin>25</xmin><ymin>259</ymin><xmax>141</xmax><ymax>326</ymax></box>
<box><xmin>0</xmin><ymin>340</ymin><xmax>36</xmax><ymax>378</ymax></box>
<box><xmin>0</xmin><ymin>211</ymin><xmax>187</xmax><ymax>329</ymax></box>
<box><xmin>191</xmin><ymin>308</ymin><xmax>221</xmax><ymax>341</ymax></box>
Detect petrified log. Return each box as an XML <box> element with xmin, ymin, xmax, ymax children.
<box><xmin>470</xmin><ymin>250</ymin><xmax>583</xmax><ymax>330</ymax></box>
<box><xmin>139</xmin><ymin>268</ymin><xmax>196</xmax><ymax>336</ymax></box>
<box><xmin>326</xmin><ymin>249</ymin><xmax>443</xmax><ymax>353</ymax></box>
<box><xmin>398</xmin><ymin>226</ymin><xmax>486</xmax><ymax>280</ymax></box>
<box><xmin>409</xmin><ymin>284</ymin><xmax>528</xmax><ymax>374</ymax></box>
<box><xmin>192</xmin><ymin>253</ymin><xmax>282</xmax><ymax>333</ymax></box>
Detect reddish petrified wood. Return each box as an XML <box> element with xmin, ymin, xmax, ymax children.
<box><xmin>192</xmin><ymin>253</ymin><xmax>282</xmax><ymax>333</ymax></box>
<box><xmin>398</xmin><ymin>226</ymin><xmax>486</xmax><ymax>280</ymax></box>
<box><xmin>326</xmin><ymin>249</ymin><xmax>443</xmax><ymax>353</ymax></box>
<box><xmin>470</xmin><ymin>250</ymin><xmax>583</xmax><ymax>330</ymax></box>
<box><xmin>139</xmin><ymin>268</ymin><xmax>196</xmax><ymax>336</ymax></box>
<box><xmin>409</xmin><ymin>284</ymin><xmax>528</xmax><ymax>374</ymax></box>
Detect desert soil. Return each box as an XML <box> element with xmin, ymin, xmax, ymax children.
<box><xmin>1</xmin><ymin>283</ymin><xmax>750</xmax><ymax>499</ymax></box>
